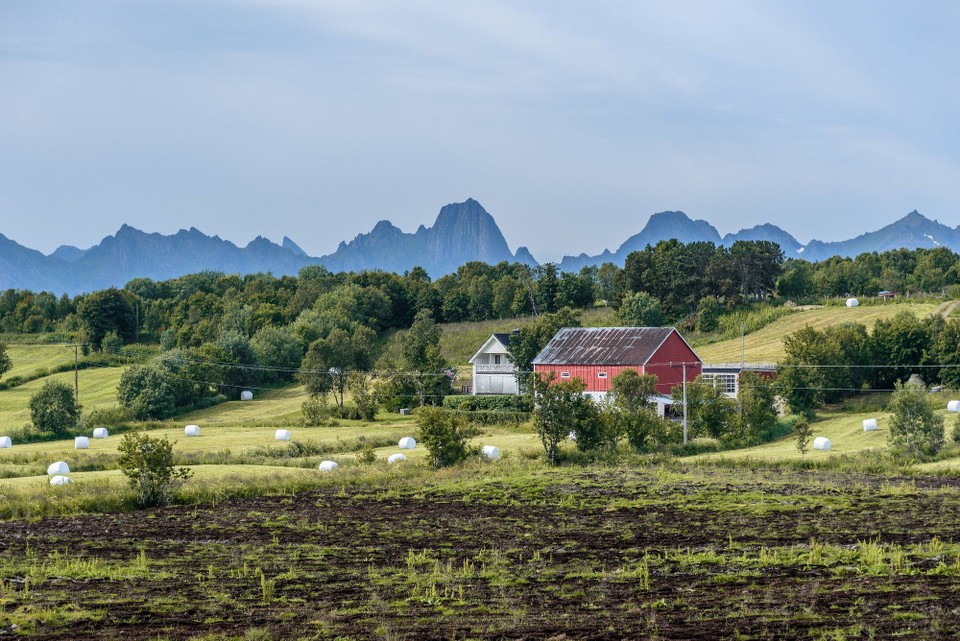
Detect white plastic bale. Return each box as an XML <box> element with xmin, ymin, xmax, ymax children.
<box><xmin>813</xmin><ymin>436</ymin><xmax>832</xmax><ymax>451</ymax></box>
<box><xmin>948</xmin><ymin>400</ymin><xmax>960</xmax><ymax>413</ymax></box>
<box><xmin>275</xmin><ymin>429</ymin><xmax>291</xmax><ymax>441</ymax></box>
<box><xmin>318</xmin><ymin>460</ymin><xmax>338</xmax><ymax>472</ymax></box>
<box><xmin>862</xmin><ymin>418</ymin><xmax>878</xmax><ymax>432</ymax></box>
<box><xmin>846</xmin><ymin>298</ymin><xmax>859</xmax><ymax>307</ymax></box>
<box><xmin>240</xmin><ymin>390</ymin><xmax>254</xmax><ymax>401</ymax></box>
<box><xmin>47</xmin><ymin>461</ymin><xmax>70</xmax><ymax>475</ymax></box>
<box><xmin>184</xmin><ymin>425</ymin><xmax>201</xmax><ymax>437</ymax></box>
<box><xmin>387</xmin><ymin>453</ymin><xmax>407</xmax><ymax>464</ymax></box>
<box><xmin>0</xmin><ymin>436</ymin><xmax>11</xmax><ymax>448</ymax></box>
<box><xmin>49</xmin><ymin>475</ymin><xmax>72</xmax><ymax>486</ymax></box>
<box><xmin>481</xmin><ymin>445</ymin><xmax>501</xmax><ymax>460</ymax></box>
<box><xmin>74</xmin><ymin>436</ymin><xmax>90</xmax><ymax>449</ymax></box>
<box><xmin>92</xmin><ymin>427</ymin><xmax>109</xmax><ymax>439</ymax></box>
<box><xmin>398</xmin><ymin>436</ymin><xmax>416</xmax><ymax>449</ymax></box>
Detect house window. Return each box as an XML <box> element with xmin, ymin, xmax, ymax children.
<box><xmin>597</xmin><ymin>372</ymin><xmax>607</xmax><ymax>378</ymax></box>
<box><xmin>494</xmin><ymin>354</ymin><xmax>501</xmax><ymax>365</ymax></box>
<box><xmin>702</xmin><ymin>373</ymin><xmax>737</xmax><ymax>395</ymax></box>
<box><xmin>560</xmin><ymin>371</ymin><xmax>571</xmax><ymax>378</ymax></box>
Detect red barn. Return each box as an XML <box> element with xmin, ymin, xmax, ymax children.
<box><xmin>531</xmin><ymin>327</ymin><xmax>701</xmax><ymax>399</ymax></box>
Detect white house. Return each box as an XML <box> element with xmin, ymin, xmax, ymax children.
<box><xmin>469</xmin><ymin>333</ymin><xmax>519</xmax><ymax>395</ymax></box>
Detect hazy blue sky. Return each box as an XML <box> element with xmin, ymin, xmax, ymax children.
<box><xmin>2</xmin><ymin>1</ymin><xmax>959</xmax><ymax>262</ymax></box>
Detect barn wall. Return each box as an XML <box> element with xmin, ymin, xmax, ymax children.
<box><xmin>533</xmin><ymin>364</ymin><xmax>645</xmax><ymax>392</ymax></box>
<box><xmin>644</xmin><ymin>332</ymin><xmax>702</xmax><ymax>395</ymax></box>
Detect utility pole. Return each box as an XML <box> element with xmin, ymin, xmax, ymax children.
<box><xmin>682</xmin><ymin>362</ymin><xmax>688</xmax><ymax>446</ymax></box>
<box><xmin>741</xmin><ymin>322</ymin><xmax>745</xmax><ymax>367</ymax></box>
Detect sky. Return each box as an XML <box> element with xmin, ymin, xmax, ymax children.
<box><xmin>2</xmin><ymin>1</ymin><xmax>959</xmax><ymax>263</ymax></box>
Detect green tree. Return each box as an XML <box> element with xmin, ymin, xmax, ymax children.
<box><xmin>0</xmin><ymin>342</ymin><xmax>11</xmax><ymax>381</ymax></box>
<box><xmin>609</xmin><ymin>370</ymin><xmax>665</xmax><ymax>451</ymax></box>
<box><xmin>794</xmin><ymin>417</ymin><xmax>813</xmax><ymax>459</ymax></box>
<box><xmin>532</xmin><ymin>374</ymin><xmax>594</xmax><ymax>465</ymax></box>
<box><xmin>117</xmin><ymin>364</ymin><xmax>178</xmax><ymax>420</ymax></box>
<box><xmin>376</xmin><ymin>309</ymin><xmax>451</xmax><ymax>408</ymax></box>
<box><xmin>887</xmin><ymin>380</ymin><xmax>945</xmax><ymax>459</ymax></box>
<box><xmin>416</xmin><ymin>406</ymin><xmax>479</xmax><ymax>468</ymax></box>
<box><xmin>507</xmin><ymin>307</ymin><xmax>581</xmax><ymax>390</ymax></box>
<box><xmin>117</xmin><ymin>431</ymin><xmax>192</xmax><ymax>507</ymax></box>
<box><xmin>299</xmin><ymin>326</ymin><xmax>375</xmax><ymax>409</ymax></box>
<box><xmin>618</xmin><ymin>292</ymin><xmax>663</xmax><ymax>327</ymax></box>
<box><xmin>77</xmin><ymin>287</ymin><xmax>136</xmax><ymax>351</ymax></box>
<box><xmin>736</xmin><ymin>371</ymin><xmax>778</xmax><ymax>442</ymax></box>
<box><xmin>674</xmin><ymin>377</ymin><xmax>736</xmax><ymax>440</ymax></box>
<box><xmin>29</xmin><ymin>380</ymin><xmax>80</xmax><ymax>435</ymax></box>
<box><xmin>695</xmin><ymin>297</ymin><xmax>721</xmax><ymax>332</ymax></box>
<box><xmin>250</xmin><ymin>325</ymin><xmax>304</xmax><ymax>384</ymax></box>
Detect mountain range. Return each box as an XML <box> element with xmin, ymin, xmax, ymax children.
<box><xmin>1</xmin><ymin>200</ymin><xmax>957</xmax><ymax>294</ymax></box>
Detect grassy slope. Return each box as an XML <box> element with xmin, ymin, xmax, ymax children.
<box><xmin>696</xmin><ymin>301</ymin><xmax>940</xmax><ymax>362</ymax></box>
<box><xmin>0</xmin><ymin>367</ymin><xmax>124</xmax><ymax>430</ymax></box>
<box><xmin>4</xmin><ymin>344</ymin><xmax>77</xmax><ymax>379</ymax></box>
<box><xmin>440</xmin><ymin>306</ymin><xmax>618</xmax><ymax>364</ymax></box>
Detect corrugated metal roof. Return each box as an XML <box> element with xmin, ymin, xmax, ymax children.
<box><xmin>532</xmin><ymin>327</ymin><xmax>678</xmax><ymax>365</ymax></box>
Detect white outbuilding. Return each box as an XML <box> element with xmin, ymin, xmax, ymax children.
<box><xmin>387</xmin><ymin>453</ymin><xmax>407</xmax><ymax>464</ymax></box>
<box><xmin>398</xmin><ymin>436</ymin><xmax>416</xmax><ymax>449</ymax></box>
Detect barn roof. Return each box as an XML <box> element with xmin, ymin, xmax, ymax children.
<box><xmin>532</xmin><ymin>327</ymin><xmax>691</xmax><ymax>366</ymax></box>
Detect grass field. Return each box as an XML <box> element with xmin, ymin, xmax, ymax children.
<box><xmin>697</xmin><ymin>300</ymin><xmax>941</xmax><ymax>362</ymax></box>
<box><xmin>0</xmin><ymin>366</ymin><xmax>124</xmax><ymax>430</ymax></box>
<box><xmin>3</xmin><ymin>343</ymin><xmax>78</xmax><ymax>380</ymax></box>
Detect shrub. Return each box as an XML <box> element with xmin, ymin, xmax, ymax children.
<box><xmin>80</xmin><ymin>405</ymin><xmax>133</xmax><ymax>429</ymax></box>
<box><xmin>887</xmin><ymin>381</ymin><xmax>944</xmax><ymax>458</ymax></box>
<box><xmin>117</xmin><ymin>431</ymin><xmax>192</xmax><ymax>507</ymax></box>
<box><xmin>302</xmin><ymin>396</ymin><xmax>330</xmax><ymax>426</ymax></box>
<box><xmin>416</xmin><ymin>406</ymin><xmax>479</xmax><ymax>469</ymax></box>
<box><xmin>29</xmin><ymin>380</ymin><xmax>80</xmax><ymax>435</ymax></box>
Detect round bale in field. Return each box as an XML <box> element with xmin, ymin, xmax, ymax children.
<box><xmin>862</xmin><ymin>418</ymin><xmax>878</xmax><ymax>432</ymax></box>
<box><xmin>184</xmin><ymin>425</ymin><xmax>201</xmax><ymax>437</ymax></box>
<box><xmin>0</xmin><ymin>436</ymin><xmax>11</xmax><ymax>448</ymax></box>
<box><xmin>49</xmin><ymin>475</ymin><xmax>72</xmax><ymax>486</ymax></box>
<box><xmin>481</xmin><ymin>445</ymin><xmax>501</xmax><ymax>460</ymax></box>
<box><xmin>241</xmin><ymin>390</ymin><xmax>253</xmax><ymax>401</ymax></box>
<box><xmin>47</xmin><ymin>461</ymin><xmax>70</xmax><ymax>476</ymax></box>
<box><xmin>398</xmin><ymin>436</ymin><xmax>416</xmax><ymax>449</ymax></box>
<box><xmin>948</xmin><ymin>400</ymin><xmax>960</xmax><ymax>413</ymax></box>
<box><xmin>846</xmin><ymin>298</ymin><xmax>859</xmax><ymax>307</ymax></box>
<box><xmin>387</xmin><ymin>453</ymin><xmax>407</xmax><ymax>464</ymax></box>
<box><xmin>318</xmin><ymin>460</ymin><xmax>338</xmax><ymax>472</ymax></box>
<box><xmin>275</xmin><ymin>429</ymin><xmax>291</xmax><ymax>441</ymax></box>
<box><xmin>813</xmin><ymin>436</ymin><xmax>832</xmax><ymax>451</ymax></box>
<box><xmin>92</xmin><ymin>427</ymin><xmax>109</xmax><ymax>439</ymax></box>
<box><xmin>74</xmin><ymin>436</ymin><xmax>89</xmax><ymax>449</ymax></box>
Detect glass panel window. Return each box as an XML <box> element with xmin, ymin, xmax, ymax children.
<box><xmin>560</xmin><ymin>371</ymin><xmax>571</xmax><ymax>378</ymax></box>
<box><xmin>597</xmin><ymin>372</ymin><xmax>607</xmax><ymax>378</ymax></box>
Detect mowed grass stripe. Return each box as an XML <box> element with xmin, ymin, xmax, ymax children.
<box><xmin>697</xmin><ymin>301</ymin><xmax>940</xmax><ymax>362</ymax></box>
<box><xmin>0</xmin><ymin>367</ymin><xmax>125</xmax><ymax>430</ymax></box>
<box><xmin>4</xmin><ymin>344</ymin><xmax>77</xmax><ymax>379</ymax></box>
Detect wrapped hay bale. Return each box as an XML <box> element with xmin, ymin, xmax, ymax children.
<box><xmin>318</xmin><ymin>460</ymin><xmax>338</xmax><ymax>472</ymax></box>
<box><xmin>846</xmin><ymin>298</ymin><xmax>859</xmax><ymax>307</ymax></box>
<box><xmin>74</xmin><ymin>436</ymin><xmax>90</xmax><ymax>449</ymax></box>
<box><xmin>0</xmin><ymin>436</ymin><xmax>11</xmax><ymax>448</ymax></box>
<box><xmin>92</xmin><ymin>427</ymin><xmax>109</xmax><ymax>439</ymax></box>
<box><xmin>813</xmin><ymin>436</ymin><xmax>832</xmax><ymax>451</ymax></box>
<box><xmin>481</xmin><ymin>445</ymin><xmax>501</xmax><ymax>460</ymax></box>
<box><xmin>275</xmin><ymin>429</ymin><xmax>291</xmax><ymax>441</ymax></box>
<box><xmin>50</xmin><ymin>475</ymin><xmax>72</xmax><ymax>486</ymax></box>
<box><xmin>47</xmin><ymin>461</ymin><xmax>70</xmax><ymax>475</ymax></box>
<box><xmin>399</xmin><ymin>408</ymin><xmax>412</xmax><ymax>416</ymax></box>
<box><xmin>184</xmin><ymin>424</ymin><xmax>201</xmax><ymax>437</ymax></box>
<box><xmin>862</xmin><ymin>418</ymin><xmax>878</xmax><ymax>432</ymax></box>
<box><xmin>398</xmin><ymin>436</ymin><xmax>416</xmax><ymax>449</ymax></box>
<box><xmin>240</xmin><ymin>390</ymin><xmax>253</xmax><ymax>401</ymax></box>
<box><xmin>948</xmin><ymin>400</ymin><xmax>960</xmax><ymax>413</ymax></box>
<box><xmin>387</xmin><ymin>453</ymin><xmax>407</xmax><ymax>464</ymax></box>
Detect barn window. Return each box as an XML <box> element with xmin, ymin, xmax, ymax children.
<box><xmin>597</xmin><ymin>372</ymin><xmax>607</xmax><ymax>378</ymax></box>
<box><xmin>560</xmin><ymin>371</ymin><xmax>571</xmax><ymax>378</ymax></box>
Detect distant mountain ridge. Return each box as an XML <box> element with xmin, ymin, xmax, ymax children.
<box><xmin>1</xmin><ymin>202</ymin><xmax>958</xmax><ymax>294</ymax></box>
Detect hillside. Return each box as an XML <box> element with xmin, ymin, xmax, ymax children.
<box><xmin>695</xmin><ymin>301</ymin><xmax>940</xmax><ymax>363</ymax></box>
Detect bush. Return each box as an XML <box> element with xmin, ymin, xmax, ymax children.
<box><xmin>416</xmin><ymin>406</ymin><xmax>479</xmax><ymax>469</ymax></box>
<box><xmin>80</xmin><ymin>405</ymin><xmax>133</xmax><ymax>429</ymax></box>
<box><xmin>117</xmin><ymin>431</ymin><xmax>192</xmax><ymax>507</ymax></box>
<box><xmin>442</xmin><ymin>395</ymin><xmax>533</xmax><ymax>412</ymax></box>
<box><xmin>888</xmin><ymin>381</ymin><xmax>944</xmax><ymax>458</ymax></box>
<box><xmin>302</xmin><ymin>396</ymin><xmax>330</xmax><ymax>426</ymax></box>
<box><xmin>29</xmin><ymin>380</ymin><xmax>80</xmax><ymax>435</ymax></box>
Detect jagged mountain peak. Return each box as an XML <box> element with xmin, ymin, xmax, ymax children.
<box><xmin>282</xmin><ymin>236</ymin><xmax>306</xmax><ymax>257</ymax></box>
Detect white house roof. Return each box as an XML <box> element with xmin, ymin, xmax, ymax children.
<box><xmin>468</xmin><ymin>333</ymin><xmax>514</xmax><ymax>365</ymax></box>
